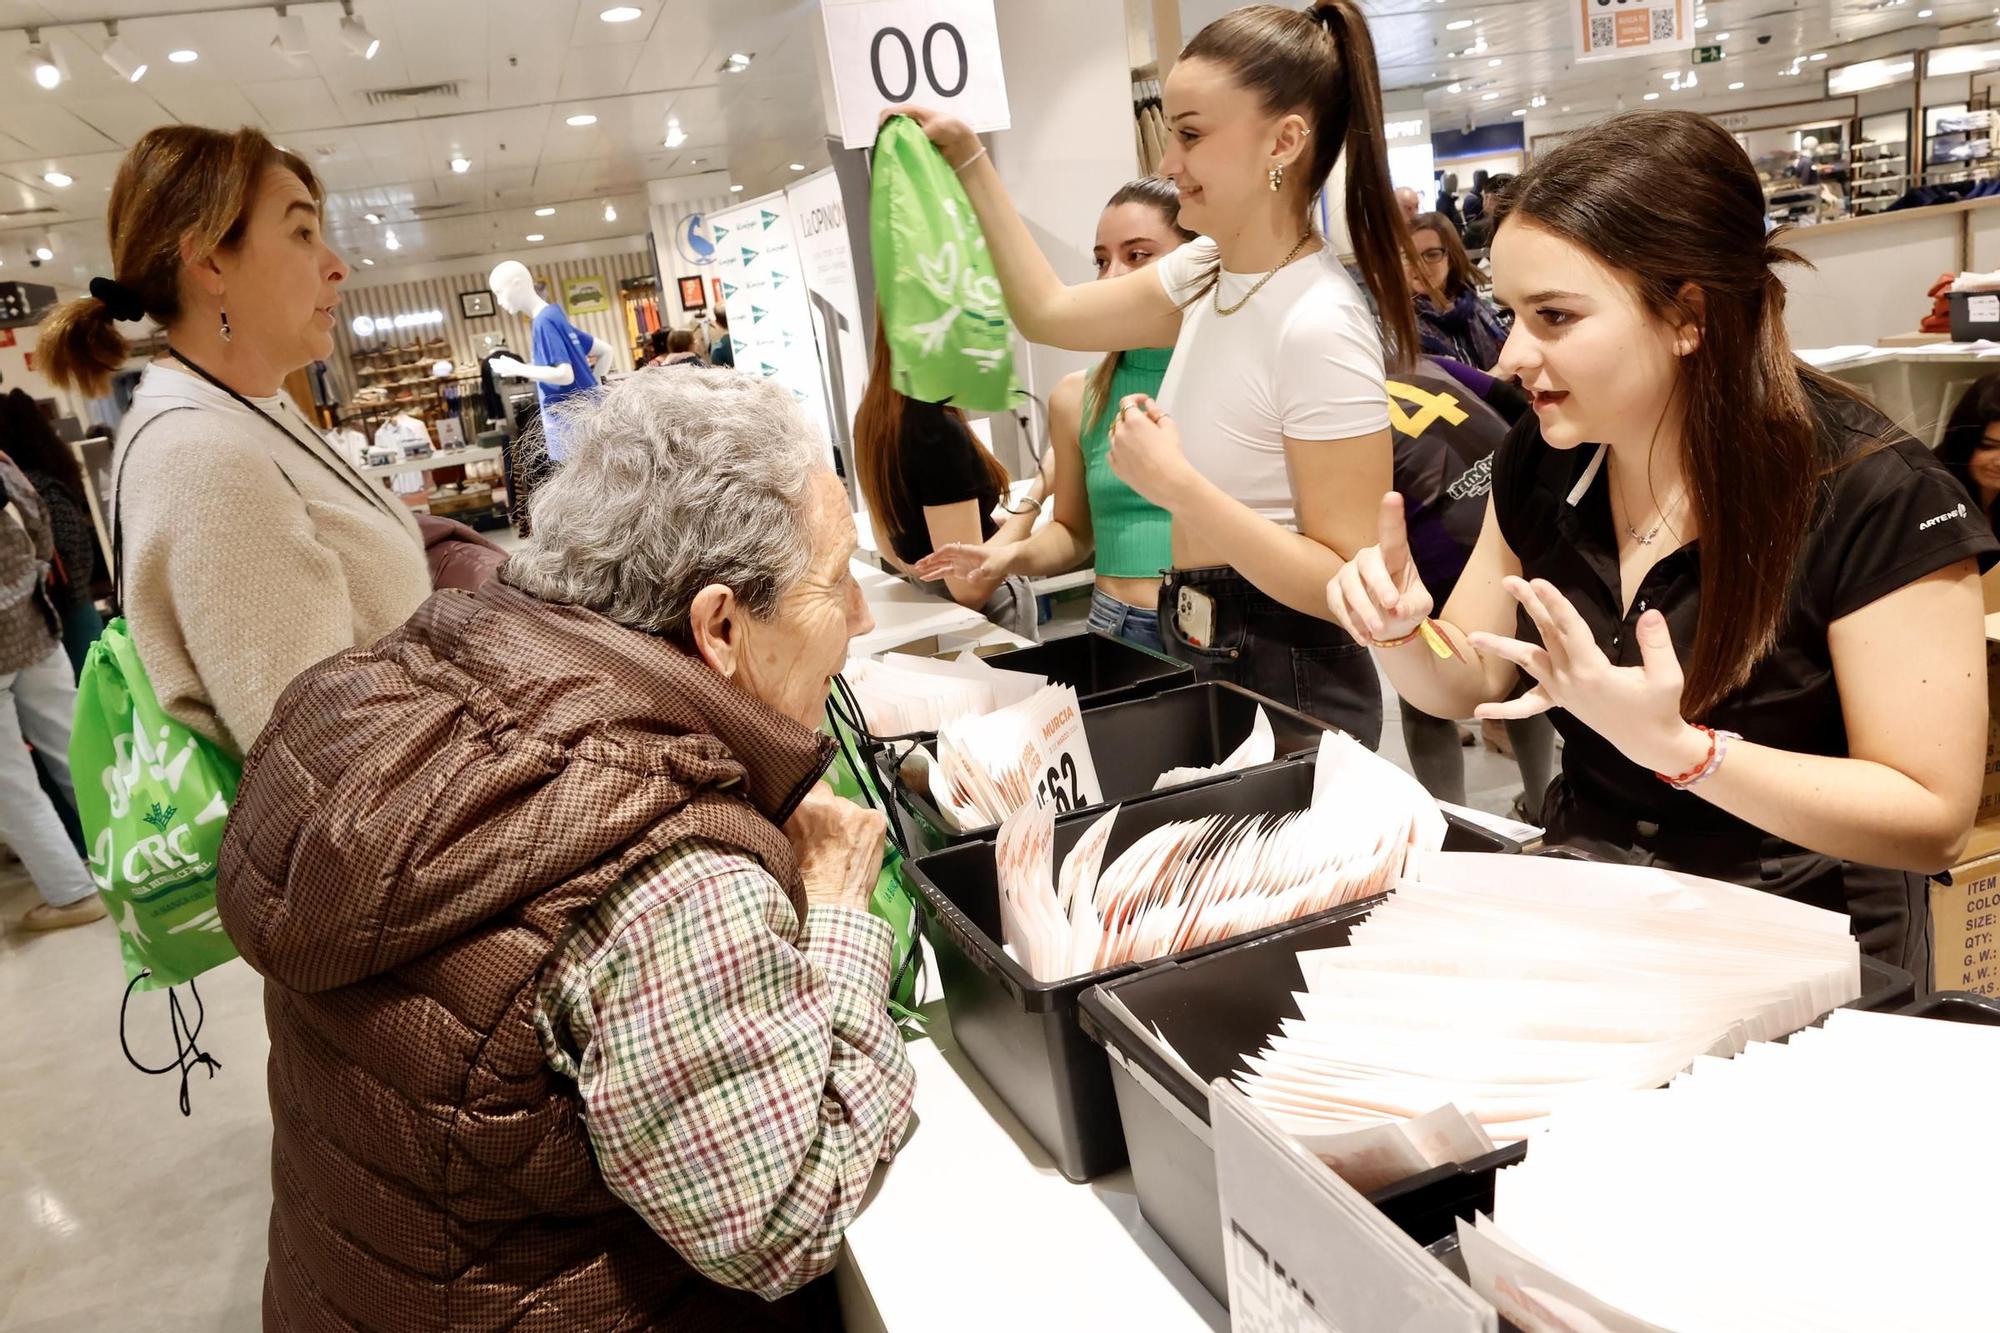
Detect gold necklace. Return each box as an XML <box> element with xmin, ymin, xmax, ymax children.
<box><xmin>1214</xmin><ymin>231</ymin><xmax>1315</xmax><ymax>317</ymax></box>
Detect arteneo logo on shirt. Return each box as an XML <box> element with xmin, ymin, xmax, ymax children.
<box><xmin>1919</xmin><ymin>502</ymin><xmax>1969</xmax><ymax>531</ymax></box>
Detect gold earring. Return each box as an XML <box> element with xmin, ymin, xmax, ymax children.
<box><xmin>1269</xmin><ymin>163</ymin><xmax>1285</xmax><ymax>192</ymax></box>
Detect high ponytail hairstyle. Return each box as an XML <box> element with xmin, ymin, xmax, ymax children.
<box><xmin>1492</xmin><ymin>111</ymin><xmax>1864</xmax><ymax>719</ymax></box>
<box><xmin>1082</xmin><ymin>177</ymin><xmax>1196</xmax><ymax>436</ymax></box>
<box><xmin>1179</xmin><ymin>1</ymin><xmax>1420</xmax><ymax>366</ymax></box>
<box><xmin>38</xmin><ymin>125</ymin><xmax>321</xmax><ymax>396</ymax></box>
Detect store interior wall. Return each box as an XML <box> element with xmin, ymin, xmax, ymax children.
<box><xmin>326</xmin><ymin>242</ymin><xmax>655</xmax><ymax>401</ymax></box>
<box><xmin>989</xmin><ymin>0</ymin><xmax>1143</xmax><ymax>475</ymax></box>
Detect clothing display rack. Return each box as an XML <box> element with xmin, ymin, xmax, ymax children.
<box><xmin>1133</xmin><ymin>65</ymin><xmax>1166</xmax><ymax>176</ymax></box>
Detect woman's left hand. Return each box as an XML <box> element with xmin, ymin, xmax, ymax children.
<box><xmin>1469</xmin><ymin>577</ymin><xmax>1708</xmax><ymax>776</ymax></box>
<box><xmin>1108</xmin><ymin>394</ymin><xmax>1198</xmax><ymax>510</ymax></box>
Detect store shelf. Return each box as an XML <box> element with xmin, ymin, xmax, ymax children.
<box><xmin>358</xmin><ymin>444</ymin><xmax>505</xmax><ymax>481</ymax></box>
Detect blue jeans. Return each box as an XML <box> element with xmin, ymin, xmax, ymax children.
<box><xmin>1087</xmin><ymin>587</ymin><xmax>1164</xmax><ymax>653</ymax></box>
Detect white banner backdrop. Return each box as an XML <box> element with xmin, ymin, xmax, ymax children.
<box><xmin>708</xmin><ymin>191</ymin><xmax>839</xmax><ymax>466</ymax></box>
<box><xmin>784</xmin><ymin>168</ymin><xmax>869</xmax><ymax>475</ymax></box>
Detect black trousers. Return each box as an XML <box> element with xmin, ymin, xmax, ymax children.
<box><xmin>1157</xmin><ymin>565</ymin><xmax>1383</xmax><ymax>750</ymax></box>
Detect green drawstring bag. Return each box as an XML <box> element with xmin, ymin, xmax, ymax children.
<box><xmin>71</xmin><ymin>617</ymin><xmax>241</xmax><ymax>990</ymax></box>
<box><xmin>823</xmin><ymin>685</ymin><xmax>926</xmax><ymax>1032</ymax></box>
<box><xmin>869</xmin><ymin>115</ymin><xmax>1022</xmax><ymax>413</ymax></box>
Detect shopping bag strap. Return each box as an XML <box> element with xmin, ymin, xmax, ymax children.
<box><xmin>119</xmin><ymin>971</ymin><xmax>222</xmax><ymax>1118</ymax></box>
<box><xmin>107</xmin><ymin>406</ymin><xmax>195</xmax><ymax>613</ymax></box>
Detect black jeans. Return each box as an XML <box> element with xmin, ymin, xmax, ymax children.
<box><xmin>1542</xmin><ymin>776</ymin><xmax>1931</xmax><ymax>987</ymax></box>
<box><xmin>1158</xmin><ymin>565</ymin><xmax>1383</xmax><ymax>750</ymax></box>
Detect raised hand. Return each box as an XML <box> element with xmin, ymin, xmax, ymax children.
<box><xmin>1327</xmin><ymin>493</ymin><xmax>1434</xmax><ymax>644</ymax></box>
<box><xmin>880</xmin><ymin>105</ymin><xmax>981</xmax><ymax>168</ymax></box>
<box><xmin>913</xmin><ymin>540</ymin><xmax>1016</xmax><ymax>585</ymax></box>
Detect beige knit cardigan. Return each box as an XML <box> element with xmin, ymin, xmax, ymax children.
<box><xmin>112</xmin><ymin>362</ymin><xmax>431</xmax><ymax>756</ymax></box>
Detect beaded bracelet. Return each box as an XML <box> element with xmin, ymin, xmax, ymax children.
<box><xmin>1657</xmin><ymin>726</ymin><xmax>1742</xmax><ymax>790</ymax></box>
<box><xmin>953</xmin><ymin>145</ymin><xmax>989</xmax><ymax>174</ymax></box>
<box><xmin>1368</xmin><ymin>619</ymin><xmax>1459</xmax><ymax>661</ymax></box>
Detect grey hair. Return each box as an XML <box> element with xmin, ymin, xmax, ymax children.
<box><xmin>503</xmin><ymin>368</ymin><xmax>825</xmax><ymax>642</ymax></box>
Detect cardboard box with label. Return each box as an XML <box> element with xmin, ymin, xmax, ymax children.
<box><xmin>1933</xmin><ymin>820</ymin><xmax>2000</xmax><ymax>997</ymax></box>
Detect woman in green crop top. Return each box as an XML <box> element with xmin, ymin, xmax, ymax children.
<box><xmin>915</xmin><ymin>179</ymin><xmax>1191</xmax><ymax>650</ymax></box>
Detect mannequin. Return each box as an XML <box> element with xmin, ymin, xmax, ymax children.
<box><xmin>486</xmin><ymin>259</ymin><xmax>604</xmax><ymax>461</ymax></box>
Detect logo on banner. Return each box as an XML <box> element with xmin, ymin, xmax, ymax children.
<box><xmin>772</xmin><ymin>270</ymin><xmax>791</xmax><ymax>289</ymax></box>
<box><xmin>740</xmin><ymin>245</ymin><xmax>759</xmax><ymax>266</ymax></box>
<box><xmin>674</xmin><ymin>213</ymin><xmax>716</xmax><ymax>266</ymax></box>
<box><xmin>722</xmin><ymin>280</ymin><xmax>739</xmax><ymax>299</ymax></box>
<box><xmin>762</xmin><ymin>362</ymin><xmax>782</xmax><ymax>377</ymax></box>
<box><xmin>751</xmin><ymin>305</ymin><xmax>770</xmax><ymax>324</ymax></box>
<box><xmin>761</xmin><ymin>209</ymin><xmax>782</xmax><ymax>230</ymax></box>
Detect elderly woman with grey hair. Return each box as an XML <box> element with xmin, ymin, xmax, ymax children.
<box><xmin>217</xmin><ymin>369</ymin><xmax>915</xmax><ymax>1332</ymax></box>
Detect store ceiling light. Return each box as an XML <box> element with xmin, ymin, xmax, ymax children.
<box><xmin>1481</xmin><ymin>91</ymin><xmax>1499</xmax><ymax>100</ymax></box>
<box><xmin>339</xmin><ymin>2</ymin><xmax>380</xmax><ymax>59</ymax></box>
<box><xmin>384</xmin><ymin>228</ymin><xmax>400</xmax><ymax>250</ymax></box>
<box><xmin>567</xmin><ymin>113</ymin><xmax>598</xmax><ymax>127</ymax></box>
<box><xmin>22</xmin><ymin>30</ymin><xmax>61</xmax><ymax>90</ymax></box>
<box><xmin>1809</xmin><ymin>51</ymin><xmax>1828</xmax><ymax>59</ymax></box>
<box><xmin>360</xmin><ymin>256</ymin><xmax>374</xmax><ymax>265</ymax></box>
<box><xmin>722</xmin><ymin>52</ymin><xmax>753</xmax><ymax>73</ymax></box>
<box><xmin>101</xmin><ymin>23</ymin><xmax>147</xmax><ymax>83</ymax></box>
<box><xmin>1530</xmin><ymin>93</ymin><xmax>1546</xmax><ymax>107</ymax></box>
<box><xmin>33</xmin><ymin>238</ymin><xmax>53</xmax><ymax>261</ymax></box>
<box><xmin>664</xmin><ymin>120</ymin><xmax>687</xmax><ymax>148</ymax></box>
<box><xmin>1446</xmin><ymin>81</ymin><xmax>1462</xmax><ymax>92</ymax></box>
<box><xmin>729</xmin><ymin>183</ymin><xmax>744</xmax><ymax>193</ymax></box>
<box><xmin>1729</xmin><ymin>80</ymin><xmax>1745</xmax><ymax>89</ymax></box>
<box><xmin>1715</xmin><ymin>31</ymin><xmax>1730</xmax><ymax>40</ymax></box>
<box><xmin>789</xmin><ymin>162</ymin><xmax>806</xmax><ymax>171</ymax></box>
<box><xmin>600</xmin><ymin>5</ymin><xmax>643</xmax><ymax>19</ymax></box>
<box><xmin>603</xmin><ymin>202</ymin><xmax>617</xmax><ymax>221</ymax></box>
<box><xmin>1695</xmin><ymin>15</ymin><xmax>1708</xmax><ymax>27</ymax></box>
<box><xmin>1510</xmin><ymin>108</ymin><xmax>1525</xmax><ymax>116</ymax></box>
<box><xmin>1446</xmin><ymin>18</ymin><xmax>1473</xmax><ymax>30</ymax></box>
<box><xmin>525</xmin><ymin>233</ymin><xmax>544</xmax><ymax>242</ymax></box>
<box><xmin>450</xmin><ymin>155</ymin><xmax>470</xmax><ymax>173</ymax></box>
<box><xmin>271</xmin><ymin>6</ymin><xmax>309</xmax><ymax>62</ymax></box>
<box><xmin>168</xmin><ymin>48</ymin><xmax>199</xmax><ymax>64</ymax></box>
<box><xmin>1643</xmin><ymin>91</ymin><xmax>1660</xmax><ymax>100</ymax></box>
<box><xmin>42</xmin><ymin>170</ymin><xmax>71</xmax><ymax>188</ymax></box>
<box><xmin>1487</xmin><ymin>56</ymin><xmax>1502</xmax><ymax>66</ymax></box>
<box><xmin>534</xmin><ymin>206</ymin><xmax>555</xmax><ymax>216</ymax></box>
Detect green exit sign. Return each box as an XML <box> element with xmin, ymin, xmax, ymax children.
<box><xmin>1694</xmin><ymin>44</ymin><xmax>1723</xmax><ymax>63</ymax></box>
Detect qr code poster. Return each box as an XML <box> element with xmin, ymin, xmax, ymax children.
<box><xmin>1570</xmin><ymin>0</ymin><xmax>1692</xmax><ymax>62</ymax></box>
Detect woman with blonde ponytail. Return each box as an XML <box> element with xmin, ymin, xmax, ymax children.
<box><xmin>895</xmin><ymin>0</ymin><xmax>1419</xmax><ymax>743</ymax></box>
<box><xmin>1329</xmin><ymin>111</ymin><xmax>1997</xmax><ymax>977</ymax></box>
<box><xmin>39</xmin><ymin>125</ymin><xmax>432</xmax><ymax>757</ymax></box>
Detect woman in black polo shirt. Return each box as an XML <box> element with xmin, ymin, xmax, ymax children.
<box><xmin>1329</xmin><ymin>111</ymin><xmax>1998</xmax><ymax>977</ymax></box>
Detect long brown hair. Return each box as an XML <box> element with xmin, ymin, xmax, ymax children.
<box><xmin>0</xmin><ymin>389</ymin><xmax>87</xmax><ymax>503</ymax></box>
<box><xmin>38</xmin><ymin>125</ymin><xmax>322</xmax><ymax>396</ymax></box>
<box><xmin>1084</xmin><ymin>177</ymin><xmax>1196</xmax><ymax>435</ymax></box>
<box><xmin>1179</xmin><ymin>0</ymin><xmax>1419</xmax><ymax>365</ymax></box>
<box><xmin>1409</xmin><ymin>211</ymin><xmax>1480</xmax><ymax>303</ymax></box>
<box><xmin>853</xmin><ymin>313</ymin><xmax>1011</xmax><ymax>550</ymax></box>
<box><xmin>1493</xmin><ymin>111</ymin><xmax>1855</xmax><ymax>718</ymax></box>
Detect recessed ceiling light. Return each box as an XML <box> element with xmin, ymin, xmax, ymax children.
<box><xmin>729</xmin><ymin>183</ymin><xmax>744</xmax><ymax>193</ymax></box>
<box><xmin>1729</xmin><ymin>80</ymin><xmax>1745</xmax><ymax>89</ymax></box>
<box><xmin>1661</xmin><ymin>70</ymin><xmax>1679</xmax><ymax>80</ymax></box>
<box><xmin>1809</xmin><ymin>50</ymin><xmax>1828</xmax><ymax>59</ymax></box>
<box><xmin>722</xmin><ymin>52</ymin><xmax>753</xmax><ymax>73</ymax></box>
<box><xmin>364</xmin><ymin>212</ymin><xmax>382</xmax><ymax>224</ymax></box>
<box><xmin>1695</xmin><ymin>15</ymin><xmax>1708</xmax><ymax>26</ymax></box>
<box><xmin>1643</xmin><ymin>91</ymin><xmax>1660</xmax><ymax>100</ymax></box>
<box><xmin>1714</xmin><ymin>30</ymin><xmax>1731</xmax><ymax>40</ymax></box>
<box><xmin>603</xmin><ymin>202</ymin><xmax>618</xmax><ymax>221</ymax></box>
<box><xmin>1446</xmin><ymin>81</ymin><xmax>1462</xmax><ymax>93</ymax></box>
<box><xmin>600</xmin><ymin>5</ymin><xmax>643</xmax><ymax>19</ymax></box>
<box><xmin>534</xmin><ymin>206</ymin><xmax>556</xmax><ymax>216</ymax></box>
<box><xmin>450</xmin><ymin>155</ymin><xmax>471</xmax><ymax>173</ymax></box>
<box><xmin>338</xmin><ymin>1</ymin><xmax>380</xmax><ymax>59</ymax></box>
<box><xmin>1510</xmin><ymin>108</ymin><xmax>1526</xmax><ymax>117</ymax></box>
<box><xmin>525</xmin><ymin>233</ymin><xmax>544</xmax><ymax>242</ymax></box>
<box><xmin>42</xmin><ymin>171</ymin><xmax>70</xmax><ymax>188</ymax></box>
<box><xmin>567</xmin><ymin>113</ymin><xmax>598</xmax><ymax>127</ymax></box>
<box><xmin>33</xmin><ymin>242</ymin><xmax>53</xmax><ymax>261</ymax></box>
<box><xmin>664</xmin><ymin>118</ymin><xmax>688</xmax><ymax>149</ymax></box>
<box><xmin>1920</xmin><ymin>6</ymin><xmax>1934</xmax><ymax>12</ymax></box>
<box><xmin>1488</xmin><ymin>56</ymin><xmax>1502</xmax><ymax>66</ymax></box>
<box><xmin>1446</xmin><ymin>18</ymin><xmax>1473</xmax><ymax>30</ymax></box>
<box><xmin>1481</xmin><ymin>91</ymin><xmax>1499</xmax><ymax>100</ymax></box>
<box><xmin>360</xmin><ymin>257</ymin><xmax>375</xmax><ymax>265</ymax></box>
<box><xmin>789</xmin><ymin>162</ymin><xmax>806</xmax><ymax>171</ymax></box>
<box><xmin>1561</xmin><ymin>104</ymin><xmax>1571</xmax><ymax>112</ymax></box>
<box><xmin>384</xmin><ymin>229</ymin><xmax>401</xmax><ymax>250</ymax></box>
<box><xmin>168</xmin><ymin>49</ymin><xmax>199</xmax><ymax>64</ymax></box>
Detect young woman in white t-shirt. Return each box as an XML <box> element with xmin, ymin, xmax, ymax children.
<box><xmin>897</xmin><ymin>0</ymin><xmax>1416</xmax><ymax>743</ymax></box>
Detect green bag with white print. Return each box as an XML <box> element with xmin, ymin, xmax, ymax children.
<box><xmin>870</xmin><ymin>115</ymin><xmax>1023</xmax><ymax>413</ymax></box>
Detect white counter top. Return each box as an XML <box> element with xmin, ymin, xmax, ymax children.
<box><xmin>848</xmin><ymin>558</ymin><xmax>1036</xmax><ymax>657</ymax></box>
<box><xmin>836</xmin><ymin>1001</ymin><xmax>1226</xmax><ymax>1333</ymax></box>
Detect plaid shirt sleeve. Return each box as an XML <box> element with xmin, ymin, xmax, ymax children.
<box><xmin>537</xmin><ymin>838</ymin><xmax>916</xmax><ymax>1301</ymax></box>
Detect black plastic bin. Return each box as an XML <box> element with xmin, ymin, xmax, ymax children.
<box><xmin>1077</xmin><ymin>915</ymin><xmax>1915</xmax><ymax>1307</ymax></box>
<box><xmin>878</xmin><ymin>681</ymin><xmax>1334</xmax><ymax>855</ymax></box>
<box><xmin>1900</xmin><ymin>990</ymin><xmax>2000</xmax><ymax>1024</ymax></box>
<box><xmin>974</xmin><ymin>629</ymin><xmax>1191</xmax><ymax>708</ymax></box>
<box><xmin>906</xmin><ymin>756</ymin><xmax>1517</xmax><ymax>1183</ymax></box>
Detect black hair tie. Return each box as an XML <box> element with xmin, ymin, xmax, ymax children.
<box><xmin>89</xmin><ymin>275</ymin><xmax>145</xmax><ymax>323</ymax></box>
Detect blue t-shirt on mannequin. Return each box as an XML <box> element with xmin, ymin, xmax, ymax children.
<box><xmin>530</xmin><ymin>304</ymin><xmax>598</xmax><ymax>461</ymax></box>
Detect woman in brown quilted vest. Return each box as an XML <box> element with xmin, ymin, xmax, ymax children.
<box><xmin>218</xmin><ymin>369</ymin><xmax>915</xmax><ymax>1331</ymax></box>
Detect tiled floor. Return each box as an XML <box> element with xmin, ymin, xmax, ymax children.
<box><xmin>0</xmin><ymin>659</ymin><xmax>1541</xmax><ymax>1333</ymax></box>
